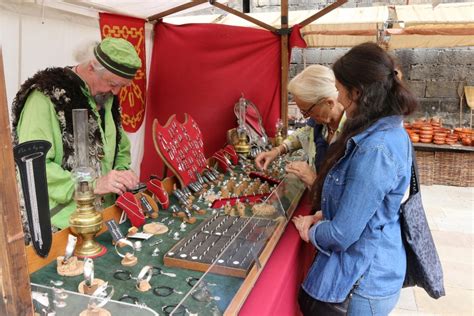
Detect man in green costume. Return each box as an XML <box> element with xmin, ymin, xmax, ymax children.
<box><xmin>11</xmin><ymin>37</ymin><xmax>141</xmax><ymax>235</ymax></box>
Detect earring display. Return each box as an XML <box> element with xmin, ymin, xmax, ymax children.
<box><xmin>152</xmin><ymin>114</ymin><xmax>207</xmax><ymax>187</ymax></box>
<box><xmin>164</xmin><ymin>214</ymin><xmax>278</xmax><ymax>278</ymax></box>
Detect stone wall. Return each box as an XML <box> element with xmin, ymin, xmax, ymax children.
<box><xmin>290</xmin><ymin>47</ymin><xmax>474</xmax><ymax>127</ymax></box>
<box><xmin>190</xmin><ymin>1</ymin><xmax>474</xmax><ymax>127</ymax></box>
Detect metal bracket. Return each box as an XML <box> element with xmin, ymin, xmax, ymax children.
<box><xmin>275</xmin><ymin>27</ymin><xmax>292</xmax><ymax>36</ymax></box>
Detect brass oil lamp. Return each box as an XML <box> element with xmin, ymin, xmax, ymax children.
<box><xmin>69</xmin><ymin>109</ymin><xmax>103</xmax><ymax>257</ymax></box>
<box><xmin>234</xmin><ymin>95</ymin><xmax>251</xmax><ymax>156</ymax></box>
<box><xmin>274</xmin><ymin>118</ymin><xmax>284</xmax><ymax>146</ymax></box>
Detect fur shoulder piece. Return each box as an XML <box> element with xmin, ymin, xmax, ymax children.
<box><xmin>11</xmin><ymin>67</ymin><xmax>107</xmax><ymax>171</ymax></box>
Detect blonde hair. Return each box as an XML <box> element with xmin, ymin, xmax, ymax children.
<box><xmin>288</xmin><ymin>65</ymin><xmax>338</xmax><ymax>103</ymax></box>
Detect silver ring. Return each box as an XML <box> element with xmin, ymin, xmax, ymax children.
<box><xmin>114</xmin><ymin>238</ymin><xmax>135</xmax><ymax>258</ymax></box>
<box><xmin>83</xmin><ymin>258</ymin><xmax>94</xmax><ymax>287</ymax></box>
<box><xmin>89</xmin><ymin>282</ymin><xmax>114</xmax><ymax>309</ymax></box>
<box><xmin>136</xmin><ymin>265</ymin><xmax>153</xmax><ymax>287</ymax></box>
<box><xmin>115</xmin><ymin>181</ymin><xmax>120</xmax><ymax>188</ymax></box>
<box><xmin>63</xmin><ymin>234</ymin><xmax>77</xmax><ymax>263</ymax></box>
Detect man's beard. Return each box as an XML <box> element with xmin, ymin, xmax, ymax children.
<box><xmin>94</xmin><ymin>92</ymin><xmax>113</xmax><ymax>108</ymax></box>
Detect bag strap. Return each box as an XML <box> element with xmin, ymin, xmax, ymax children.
<box><xmin>408</xmin><ymin>145</ymin><xmax>420</xmax><ymax>197</ymax></box>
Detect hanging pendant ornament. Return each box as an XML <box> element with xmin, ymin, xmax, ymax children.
<box><xmin>13</xmin><ymin>140</ymin><xmax>52</xmax><ymax>258</ymax></box>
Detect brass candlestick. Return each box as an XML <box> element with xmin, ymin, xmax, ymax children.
<box><xmin>69</xmin><ymin>109</ymin><xmax>103</xmax><ymax>257</ymax></box>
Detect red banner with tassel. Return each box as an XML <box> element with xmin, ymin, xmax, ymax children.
<box><xmin>99</xmin><ymin>12</ymin><xmax>146</xmax><ymax>133</ymax></box>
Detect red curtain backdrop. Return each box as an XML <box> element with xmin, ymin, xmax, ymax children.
<box><xmin>141</xmin><ymin>22</ymin><xmax>282</xmax><ymax>180</ymax></box>
<box><xmin>99</xmin><ymin>13</ymin><xmax>147</xmax><ymax>133</ymax></box>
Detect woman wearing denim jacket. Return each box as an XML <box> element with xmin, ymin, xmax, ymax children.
<box><xmin>292</xmin><ymin>43</ymin><xmax>418</xmax><ymax>315</ymax></box>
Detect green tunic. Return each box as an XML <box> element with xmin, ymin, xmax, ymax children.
<box><xmin>17</xmin><ymin>87</ymin><xmax>132</xmax><ymax>229</ymax></box>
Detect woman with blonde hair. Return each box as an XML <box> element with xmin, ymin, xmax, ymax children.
<box><xmin>255</xmin><ymin>65</ymin><xmax>345</xmax><ymax>187</ymax></box>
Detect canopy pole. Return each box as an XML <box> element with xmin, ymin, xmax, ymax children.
<box><xmin>280</xmin><ymin>0</ymin><xmax>289</xmax><ymax>137</ymax></box>
<box><xmin>298</xmin><ymin>0</ymin><xmax>348</xmax><ymax>28</ymax></box>
<box><xmin>148</xmin><ymin>0</ymin><xmax>207</xmax><ymax>21</ymax></box>
<box><xmin>0</xmin><ymin>47</ymin><xmax>34</xmax><ymax>315</ymax></box>
<box><xmin>211</xmin><ymin>2</ymin><xmax>277</xmax><ymax>32</ymax></box>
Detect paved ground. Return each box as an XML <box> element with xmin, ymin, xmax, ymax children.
<box><xmin>391</xmin><ymin>185</ymin><xmax>474</xmax><ymax>316</ymax></box>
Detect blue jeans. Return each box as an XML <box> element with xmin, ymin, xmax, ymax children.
<box><xmin>347</xmin><ymin>291</ymin><xmax>400</xmax><ymax>316</ymax></box>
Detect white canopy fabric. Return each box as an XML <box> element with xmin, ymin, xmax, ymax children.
<box><xmin>162</xmin><ymin>3</ymin><xmax>474</xmax><ymax>49</ymax></box>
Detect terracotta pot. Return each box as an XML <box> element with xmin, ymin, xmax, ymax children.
<box><xmin>462</xmin><ymin>136</ymin><xmax>472</xmax><ymax>146</ymax></box>
<box><xmin>410</xmin><ymin>134</ymin><xmax>420</xmax><ymax>143</ymax></box>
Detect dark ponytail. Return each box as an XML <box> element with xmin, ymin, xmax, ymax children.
<box><xmin>311</xmin><ymin>42</ymin><xmax>417</xmax><ymax>211</ymax></box>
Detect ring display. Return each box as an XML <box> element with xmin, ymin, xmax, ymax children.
<box><xmin>136</xmin><ymin>265</ymin><xmax>153</xmax><ymax>287</ymax></box>
<box><xmin>89</xmin><ymin>282</ymin><xmax>114</xmax><ymax>309</ymax></box>
<box><xmin>114</xmin><ymin>238</ymin><xmax>135</xmax><ymax>258</ymax></box>
<box><xmin>63</xmin><ymin>234</ymin><xmax>77</xmax><ymax>263</ymax></box>
<box><xmin>83</xmin><ymin>258</ymin><xmax>94</xmax><ymax>287</ymax></box>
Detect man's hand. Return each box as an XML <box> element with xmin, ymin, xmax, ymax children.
<box><xmin>94</xmin><ymin>169</ymin><xmax>139</xmax><ymax>195</ymax></box>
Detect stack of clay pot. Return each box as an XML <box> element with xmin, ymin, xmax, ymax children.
<box><xmin>454</xmin><ymin>128</ymin><xmax>474</xmax><ymax>146</ymax></box>
<box><xmin>404</xmin><ymin>118</ymin><xmax>473</xmax><ymax>146</ymax></box>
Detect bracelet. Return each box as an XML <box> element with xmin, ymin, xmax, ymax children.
<box><xmin>153</xmin><ymin>286</ymin><xmax>173</xmax><ymax>297</ymax></box>
<box><xmin>113</xmin><ymin>270</ymin><xmax>132</xmax><ymax>281</ymax></box>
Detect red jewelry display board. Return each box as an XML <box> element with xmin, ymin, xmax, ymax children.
<box><xmin>152</xmin><ymin>114</ymin><xmax>207</xmax><ymax>186</ymax></box>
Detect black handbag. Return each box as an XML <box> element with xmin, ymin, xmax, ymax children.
<box><xmin>400</xmin><ymin>148</ymin><xmax>446</xmax><ymax>299</ymax></box>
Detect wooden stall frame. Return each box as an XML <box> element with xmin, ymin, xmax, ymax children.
<box><xmin>0</xmin><ymin>47</ymin><xmax>34</xmax><ymax>315</ymax></box>
<box><xmin>1</xmin><ymin>1</ymin><xmax>348</xmax><ymax>314</ymax></box>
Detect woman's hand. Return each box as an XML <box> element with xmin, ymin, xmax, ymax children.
<box><xmin>255</xmin><ymin>149</ymin><xmax>279</xmax><ymax>170</ymax></box>
<box><xmin>292</xmin><ymin>211</ymin><xmax>323</xmax><ymax>242</ymax></box>
<box><xmin>285</xmin><ymin>161</ymin><xmax>317</xmax><ymax>187</ymax></box>
<box><xmin>94</xmin><ymin>169</ymin><xmax>139</xmax><ymax>195</ymax></box>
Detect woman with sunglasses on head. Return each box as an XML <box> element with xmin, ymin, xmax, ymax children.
<box><xmin>255</xmin><ymin>65</ymin><xmax>346</xmax><ymax>187</ymax></box>
<box><xmin>293</xmin><ymin>42</ymin><xmax>417</xmax><ymax>316</ymax></box>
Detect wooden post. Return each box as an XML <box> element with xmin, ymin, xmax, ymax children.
<box><xmin>280</xmin><ymin>0</ymin><xmax>289</xmax><ymax>136</ymax></box>
<box><xmin>0</xmin><ymin>47</ymin><xmax>34</xmax><ymax>315</ymax></box>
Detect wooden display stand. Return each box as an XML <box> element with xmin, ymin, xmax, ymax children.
<box><xmin>24</xmin><ymin>172</ymin><xmax>303</xmax><ymax>315</ymax></box>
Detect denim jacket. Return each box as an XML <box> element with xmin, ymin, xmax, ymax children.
<box><xmin>303</xmin><ymin>115</ymin><xmax>412</xmax><ymax>302</ymax></box>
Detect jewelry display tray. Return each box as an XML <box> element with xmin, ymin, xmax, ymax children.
<box><xmin>164</xmin><ymin>214</ymin><xmax>279</xmax><ymax>278</ymax></box>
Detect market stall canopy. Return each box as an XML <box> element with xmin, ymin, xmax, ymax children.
<box><xmin>10</xmin><ymin>1</ymin><xmax>472</xmax><ymax>48</ymax></box>
<box><xmin>162</xmin><ymin>2</ymin><xmax>474</xmax><ymax>49</ymax></box>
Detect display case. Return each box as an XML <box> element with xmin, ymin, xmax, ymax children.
<box><xmin>27</xmin><ymin>158</ymin><xmax>305</xmax><ymax>315</ymax></box>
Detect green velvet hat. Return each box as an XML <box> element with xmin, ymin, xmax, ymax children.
<box><xmin>94</xmin><ymin>37</ymin><xmax>141</xmax><ymax>79</ymax></box>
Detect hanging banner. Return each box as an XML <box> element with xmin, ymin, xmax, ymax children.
<box><xmin>99</xmin><ymin>12</ymin><xmax>147</xmax><ymax>133</ymax></box>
